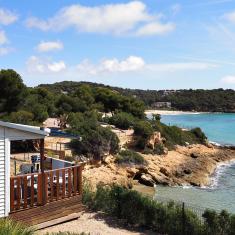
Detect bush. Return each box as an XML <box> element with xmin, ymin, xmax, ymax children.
<box><xmin>0</xmin><ymin>219</ymin><xmax>34</xmax><ymax>235</ymax></box>
<box><xmin>68</xmin><ymin>111</ymin><xmax>119</xmax><ymax>161</ymax></box>
<box><xmin>153</xmin><ymin>143</ymin><xmax>165</xmax><ymax>155</ymax></box>
<box><xmin>108</xmin><ymin>112</ymin><xmax>135</xmax><ymax>129</ymax></box>
<box><xmin>190</xmin><ymin>128</ymin><xmax>207</xmax><ymax>144</ymax></box>
<box><xmin>152</xmin><ymin>121</ymin><xmax>207</xmax><ymax>150</ymax></box>
<box><xmin>134</xmin><ymin>120</ymin><xmax>154</xmax><ymax>138</ymax></box>
<box><xmin>116</xmin><ymin>150</ymin><xmax>146</xmax><ymax>165</ymax></box>
<box><xmin>83</xmin><ymin>184</ymin><xmax>202</xmax><ymax>235</ymax></box>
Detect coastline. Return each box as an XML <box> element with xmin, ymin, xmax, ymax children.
<box><xmin>84</xmin><ymin>144</ymin><xmax>235</xmax><ymax>190</ymax></box>
<box><xmin>145</xmin><ymin>109</ymin><xmax>208</xmax><ymax>115</ymax></box>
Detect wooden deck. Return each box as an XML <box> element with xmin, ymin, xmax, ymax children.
<box><xmin>9</xmin><ymin>195</ymin><xmax>84</xmax><ymax>225</ymax></box>
<box><xmin>9</xmin><ymin>165</ymin><xmax>84</xmax><ymax>226</ymax></box>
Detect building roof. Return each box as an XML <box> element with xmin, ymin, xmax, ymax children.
<box><xmin>0</xmin><ymin>121</ymin><xmax>50</xmax><ymax>136</ymax></box>
<box><xmin>49</xmin><ymin>128</ymin><xmax>80</xmax><ymax>139</ymax></box>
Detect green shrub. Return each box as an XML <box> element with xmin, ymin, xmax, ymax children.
<box><xmin>153</xmin><ymin>143</ymin><xmax>165</xmax><ymax>155</ymax></box>
<box><xmin>83</xmin><ymin>184</ymin><xmax>203</xmax><ymax>235</ymax></box>
<box><xmin>0</xmin><ymin>219</ymin><xmax>34</xmax><ymax>235</ymax></box>
<box><xmin>108</xmin><ymin>112</ymin><xmax>136</xmax><ymax>129</ymax></box>
<box><xmin>142</xmin><ymin>147</ymin><xmax>154</xmax><ymax>155</ymax></box>
<box><xmin>133</xmin><ymin>120</ymin><xmax>154</xmax><ymax>138</ymax></box>
<box><xmin>116</xmin><ymin>150</ymin><xmax>146</xmax><ymax>165</ymax></box>
<box><xmin>83</xmin><ymin>183</ymin><xmax>235</xmax><ymax>235</ymax></box>
<box><xmin>69</xmin><ymin>112</ymin><xmax>120</xmax><ymax>161</ymax></box>
<box><xmin>190</xmin><ymin>128</ymin><xmax>207</xmax><ymax>144</ymax></box>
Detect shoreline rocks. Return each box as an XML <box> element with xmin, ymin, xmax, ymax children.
<box><xmin>83</xmin><ymin>144</ymin><xmax>235</xmax><ymax>189</ymax></box>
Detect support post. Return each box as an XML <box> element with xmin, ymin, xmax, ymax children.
<box><xmin>40</xmin><ymin>139</ymin><xmax>46</xmax><ymax>205</ymax></box>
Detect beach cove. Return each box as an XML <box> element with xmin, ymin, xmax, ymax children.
<box><xmin>145</xmin><ymin>111</ymin><xmax>235</xmax><ymax>213</ymax></box>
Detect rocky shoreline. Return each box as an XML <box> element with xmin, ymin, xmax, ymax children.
<box><xmin>83</xmin><ymin>144</ymin><xmax>235</xmax><ymax>189</ymax></box>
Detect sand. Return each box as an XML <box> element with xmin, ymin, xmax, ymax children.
<box><xmin>145</xmin><ymin>110</ymin><xmax>207</xmax><ymax>115</ymax></box>
<box><xmin>38</xmin><ymin>212</ymin><xmax>156</xmax><ymax>235</ymax></box>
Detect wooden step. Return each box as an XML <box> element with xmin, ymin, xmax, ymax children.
<box><xmin>10</xmin><ymin>195</ymin><xmax>85</xmax><ymax>225</ymax></box>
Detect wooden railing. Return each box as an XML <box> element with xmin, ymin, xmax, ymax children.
<box><xmin>10</xmin><ymin>165</ymin><xmax>83</xmax><ymax>212</ymax></box>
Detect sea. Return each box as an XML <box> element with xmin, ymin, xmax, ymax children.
<box><xmin>152</xmin><ymin>113</ymin><xmax>235</xmax><ymax>213</ymax></box>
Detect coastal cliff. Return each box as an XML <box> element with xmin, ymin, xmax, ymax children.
<box><xmin>83</xmin><ymin>144</ymin><xmax>235</xmax><ymax>188</ymax></box>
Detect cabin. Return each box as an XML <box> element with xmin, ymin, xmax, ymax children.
<box><xmin>0</xmin><ymin>121</ymin><xmax>84</xmax><ymax>226</ymax></box>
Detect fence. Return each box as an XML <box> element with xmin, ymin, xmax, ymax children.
<box><xmin>10</xmin><ymin>165</ymin><xmax>83</xmax><ymax>212</ymax></box>
<box><xmin>155</xmin><ymin>196</ymin><xmax>226</xmax><ymax>235</ymax></box>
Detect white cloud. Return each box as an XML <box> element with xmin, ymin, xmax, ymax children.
<box><xmin>25</xmin><ymin>1</ymin><xmax>175</xmax><ymax>36</ymax></box>
<box><xmin>76</xmin><ymin>56</ymin><xmax>216</xmax><ymax>75</ymax></box>
<box><xmin>221</xmin><ymin>75</ymin><xmax>235</xmax><ymax>84</ymax></box>
<box><xmin>224</xmin><ymin>11</ymin><xmax>235</xmax><ymax>24</ymax></box>
<box><xmin>77</xmin><ymin>56</ymin><xmax>145</xmax><ymax>75</ymax></box>
<box><xmin>0</xmin><ymin>8</ymin><xmax>18</xmax><ymax>25</ymax></box>
<box><xmin>135</xmin><ymin>22</ymin><xmax>175</xmax><ymax>36</ymax></box>
<box><xmin>48</xmin><ymin>61</ymin><xmax>66</xmax><ymax>72</ymax></box>
<box><xmin>0</xmin><ymin>30</ymin><xmax>8</xmax><ymax>45</ymax></box>
<box><xmin>0</xmin><ymin>47</ymin><xmax>12</xmax><ymax>56</ymax></box>
<box><xmin>37</xmin><ymin>41</ymin><xmax>63</xmax><ymax>52</ymax></box>
<box><xmin>26</xmin><ymin>56</ymin><xmax>66</xmax><ymax>73</ymax></box>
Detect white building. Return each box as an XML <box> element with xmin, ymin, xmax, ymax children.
<box><xmin>0</xmin><ymin>121</ymin><xmax>49</xmax><ymax>218</ymax></box>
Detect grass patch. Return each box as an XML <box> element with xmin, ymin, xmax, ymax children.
<box><xmin>0</xmin><ymin>219</ymin><xmax>34</xmax><ymax>235</ymax></box>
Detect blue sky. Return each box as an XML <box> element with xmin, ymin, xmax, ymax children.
<box><xmin>1</xmin><ymin>0</ymin><xmax>235</xmax><ymax>89</ymax></box>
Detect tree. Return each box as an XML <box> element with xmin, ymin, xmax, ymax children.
<box><xmin>108</xmin><ymin>112</ymin><xmax>136</xmax><ymax>129</ymax></box>
<box><xmin>0</xmin><ymin>69</ymin><xmax>27</xmax><ymax>113</ymax></box>
<box><xmin>68</xmin><ymin>111</ymin><xmax>119</xmax><ymax>161</ymax></box>
<box><xmin>8</xmin><ymin>111</ymin><xmax>34</xmax><ymax>125</ymax></box>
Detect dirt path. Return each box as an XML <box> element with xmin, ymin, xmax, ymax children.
<box><xmin>38</xmin><ymin>212</ymin><xmax>156</xmax><ymax>235</ymax></box>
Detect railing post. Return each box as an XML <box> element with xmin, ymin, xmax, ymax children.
<box><xmin>37</xmin><ymin>173</ymin><xmax>43</xmax><ymax>205</ymax></box>
<box><xmin>40</xmin><ymin>138</ymin><xmax>46</xmax><ymax>205</ymax></box>
<box><xmin>78</xmin><ymin>165</ymin><xmax>83</xmax><ymax>195</ymax></box>
<box><xmin>10</xmin><ymin>178</ymin><xmax>15</xmax><ymax>212</ymax></box>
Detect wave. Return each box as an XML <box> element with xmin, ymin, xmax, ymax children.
<box><xmin>208</xmin><ymin>160</ymin><xmax>235</xmax><ymax>189</ymax></box>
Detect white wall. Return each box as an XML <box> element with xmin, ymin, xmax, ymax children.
<box><xmin>0</xmin><ymin>138</ymin><xmax>5</xmax><ymax>217</ymax></box>
<box><xmin>0</xmin><ymin>125</ymin><xmax>46</xmax><ymax>218</ymax></box>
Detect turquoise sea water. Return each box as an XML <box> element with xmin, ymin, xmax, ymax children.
<box><xmin>153</xmin><ymin>113</ymin><xmax>235</xmax><ymax>213</ymax></box>
<box><xmin>161</xmin><ymin>113</ymin><xmax>235</xmax><ymax>146</ymax></box>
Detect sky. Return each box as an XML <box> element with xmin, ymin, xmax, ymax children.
<box><xmin>1</xmin><ymin>0</ymin><xmax>235</xmax><ymax>90</ymax></box>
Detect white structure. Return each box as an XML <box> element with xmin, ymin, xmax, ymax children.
<box><xmin>0</xmin><ymin>121</ymin><xmax>49</xmax><ymax>218</ymax></box>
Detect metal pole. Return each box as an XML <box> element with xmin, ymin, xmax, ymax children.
<box><xmin>182</xmin><ymin>202</ymin><xmax>186</xmax><ymax>235</ymax></box>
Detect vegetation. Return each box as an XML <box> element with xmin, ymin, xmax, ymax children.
<box><xmin>151</xmin><ymin>119</ymin><xmax>207</xmax><ymax>150</ymax></box>
<box><xmin>0</xmin><ymin>70</ymin><xmax>207</xmax><ymax>158</ymax></box>
<box><xmin>0</xmin><ymin>219</ymin><xmax>34</xmax><ymax>235</ymax></box>
<box><xmin>68</xmin><ymin>111</ymin><xmax>119</xmax><ymax>161</ymax></box>
<box><xmin>116</xmin><ymin>149</ymin><xmax>146</xmax><ymax>165</ymax></box>
<box><xmin>107</xmin><ymin>112</ymin><xmax>136</xmax><ymax>129</ymax></box>
<box><xmin>83</xmin><ymin>183</ymin><xmax>235</xmax><ymax>235</ymax></box>
<box><xmin>40</xmin><ymin>81</ymin><xmax>235</xmax><ymax>112</ymax></box>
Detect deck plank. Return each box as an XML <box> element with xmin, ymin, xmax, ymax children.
<box><xmin>9</xmin><ymin>195</ymin><xmax>84</xmax><ymax>226</ymax></box>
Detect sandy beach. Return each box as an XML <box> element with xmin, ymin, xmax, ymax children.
<box><xmin>145</xmin><ymin>110</ymin><xmax>207</xmax><ymax>115</ymax></box>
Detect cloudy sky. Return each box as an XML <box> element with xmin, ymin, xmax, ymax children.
<box><xmin>1</xmin><ymin>0</ymin><xmax>235</xmax><ymax>89</ymax></box>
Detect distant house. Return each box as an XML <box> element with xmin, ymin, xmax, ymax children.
<box><xmin>43</xmin><ymin>118</ymin><xmax>60</xmax><ymax>129</ymax></box>
<box><xmin>151</xmin><ymin>102</ymin><xmax>171</xmax><ymax>109</ymax></box>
